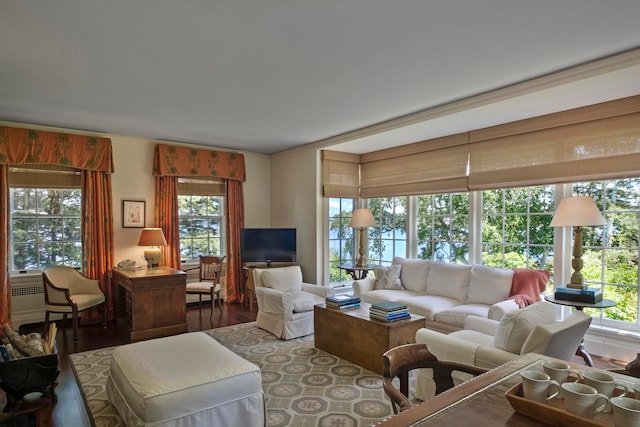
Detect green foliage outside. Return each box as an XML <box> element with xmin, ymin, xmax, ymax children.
<box><xmin>177</xmin><ymin>195</ymin><xmax>222</xmax><ymax>261</ymax></box>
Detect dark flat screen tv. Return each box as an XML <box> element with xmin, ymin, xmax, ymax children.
<box><xmin>241</xmin><ymin>228</ymin><xmax>296</xmax><ymax>264</ymax></box>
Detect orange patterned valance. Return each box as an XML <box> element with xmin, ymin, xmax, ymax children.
<box><xmin>0</xmin><ymin>127</ymin><xmax>113</xmax><ymax>172</ymax></box>
<box><xmin>153</xmin><ymin>144</ymin><xmax>245</xmax><ymax>182</ymax></box>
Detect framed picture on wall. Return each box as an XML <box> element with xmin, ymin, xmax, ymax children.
<box><xmin>122</xmin><ymin>200</ymin><xmax>145</xmax><ymax>228</ymax></box>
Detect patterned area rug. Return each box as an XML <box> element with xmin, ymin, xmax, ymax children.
<box><xmin>70</xmin><ymin>322</ymin><xmax>394</xmax><ymax>427</ymax></box>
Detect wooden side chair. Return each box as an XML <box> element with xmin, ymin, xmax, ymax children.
<box><xmin>185</xmin><ymin>256</ymin><xmax>226</xmax><ymax>319</ymax></box>
<box><xmin>383</xmin><ymin>343</ymin><xmax>488</xmax><ymax>414</ymax></box>
<box><xmin>42</xmin><ymin>266</ymin><xmax>107</xmax><ymax>344</ymax></box>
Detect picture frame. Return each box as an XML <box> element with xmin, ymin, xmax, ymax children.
<box><xmin>122</xmin><ymin>200</ymin><xmax>145</xmax><ymax>228</ymax></box>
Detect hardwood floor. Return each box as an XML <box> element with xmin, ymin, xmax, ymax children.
<box><xmin>17</xmin><ymin>302</ymin><xmax>258</xmax><ymax>427</ymax></box>
<box><xmin>14</xmin><ymin>303</ymin><xmax>630</xmax><ymax>427</ymax></box>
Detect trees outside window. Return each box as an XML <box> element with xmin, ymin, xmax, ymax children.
<box><xmin>10</xmin><ymin>188</ymin><xmax>82</xmax><ymax>271</ymax></box>
<box><xmin>328</xmin><ymin>198</ymin><xmax>354</xmax><ymax>283</ymax></box>
<box><xmin>177</xmin><ymin>194</ymin><xmax>224</xmax><ymax>261</ymax></box>
<box><xmin>417</xmin><ymin>193</ymin><xmax>469</xmax><ymax>263</ymax></box>
<box><xmin>368</xmin><ymin>197</ymin><xmax>407</xmax><ymax>265</ymax></box>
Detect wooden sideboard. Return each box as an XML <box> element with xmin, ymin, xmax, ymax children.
<box><xmin>112</xmin><ymin>267</ymin><xmax>188</xmax><ymax>342</ymax></box>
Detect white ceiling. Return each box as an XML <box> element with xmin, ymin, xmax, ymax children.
<box><xmin>1</xmin><ymin>1</ymin><xmax>640</xmax><ymax>155</ymax></box>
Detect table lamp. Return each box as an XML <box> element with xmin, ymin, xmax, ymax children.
<box><xmin>550</xmin><ymin>196</ymin><xmax>606</xmax><ymax>289</ymax></box>
<box><xmin>349</xmin><ymin>208</ymin><xmax>377</xmax><ymax>267</ymax></box>
<box><xmin>138</xmin><ymin>228</ymin><xmax>167</xmax><ymax>268</ymax></box>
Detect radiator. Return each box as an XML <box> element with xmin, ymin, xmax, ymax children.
<box><xmin>10</xmin><ymin>274</ymin><xmax>60</xmax><ymax>329</ymax></box>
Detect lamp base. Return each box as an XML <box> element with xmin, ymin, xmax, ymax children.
<box><xmin>143</xmin><ymin>247</ymin><xmax>161</xmax><ymax>268</ymax></box>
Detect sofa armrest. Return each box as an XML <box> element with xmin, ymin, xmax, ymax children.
<box><xmin>488</xmin><ymin>299</ymin><xmax>521</xmax><ymax>321</ymax></box>
<box><xmin>464</xmin><ymin>316</ymin><xmax>499</xmax><ymax>335</ymax></box>
<box><xmin>302</xmin><ymin>283</ymin><xmax>333</xmax><ymax>298</ymax></box>
<box><xmin>352</xmin><ymin>278</ymin><xmax>375</xmax><ymax>297</ymax></box>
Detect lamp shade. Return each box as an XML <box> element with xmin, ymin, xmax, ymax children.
<box><xmin>138</xmin><ymin>228</ymin><xmax>167</xmax><ymax>268</ymax></box>
<box><xmin>349</xmin><ymin>208</ymin><xmax>377</xmax><ymax>228</ymax></box>
<box><xmin>138</xmin><ymin>228</ymin><xmax>167</xmax><ymax>247</ymax></box>
<box><xmin>550</xmin><ymin>196</ymin><xmax>606</xmax><ymax>227</ymax></box>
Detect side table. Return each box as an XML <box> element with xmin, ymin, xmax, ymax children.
<box><xmin>339</xmin><ymin>264</ymin><xmax>380</xmax><ymax>280</ymax></box>
<box><xmin>544</xmin><ymin>294</ymin><xmax>616</xmax><ymax>367</ymax></box>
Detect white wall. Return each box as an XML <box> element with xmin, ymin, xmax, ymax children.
<box><xmin>270</xmin><ymin>146</ymin><xmax>324</xmax><ymax>284</ymax></box>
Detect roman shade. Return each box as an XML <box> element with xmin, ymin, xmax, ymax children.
<box><xmin>360</xmin><ymin>133</ymin><xmax>469</xmax><ymax>198</ymax></box>
<box><xmin>321</xmin><ymin>95</ymin><xmax>640</xmax><ymax>198</ymax></box>
<box><xmin>468</xmin><ymin>95</ymin><xmax>640</xmax><ymax>190</ymax></box>
<box><xmin>178</xmin><ymin>177</ymin><xmax>226</xmax><ymax>196</ymax></box>
<box><xmin>321</xmin><ymin>150</ymin><xmax>360</xmax><ymax>198</ymax></box>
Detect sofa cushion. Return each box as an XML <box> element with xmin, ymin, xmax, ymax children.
<box><xmin>261</xmin><ymin>267</ymin><xmax>303</xmax><ymax>292</ymax></box>
<box><xmin>434</xmin><ymin>304</ymin><xmax>491</xmax><ymax>329</ymax></box>
<box><xmin>494</xmin><ymin>301</ymin><xmax>556</xmax><ymax>354</ymax></box>
<box><xmin>395</xmin><ymin>295</ymin><xmax>461</xmax><ymax>321</ymax></box>
<box><xmin>466</xmin><ymin>265</ymin><xmax>514</xmax><ymax>305</ymax></box>
<box><xmin>426</xmin><ymin>262</ymin><xmax>471</xmax><ymax>301</ymax></box>
<box><xmin>392</xmin><ymin>257</ymin><xmax>430</xmax><ymax>293</ymax></box>
<box><xmin>290</xmin><ymin>291</ymin><xmax>323</xmax><ymax>313</ymax></box>
<box><xmin>373</xmin><ymin>265</ymin><xmax>404</xmax><ymax>290</ymax></box>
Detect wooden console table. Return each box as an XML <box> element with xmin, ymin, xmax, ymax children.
<box><xmin>112</xmin><ymin>267</ymin><xmax>188</xmax><ymax>342</ymax></box>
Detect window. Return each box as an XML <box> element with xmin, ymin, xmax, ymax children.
<box><xmin>328</xmin><ymin>197</ymin><xmax>354</xmax><ymax>283</ymax></box>
<box><xmin>574</xmin><ymin>179</ymin><xmax>640</xmax><ymax>325</ymax></box>
<box><xmin>9</xmin><ymin>168</ymin><xmax>82</xmax><ymax>272</ymax></box>
<box><xmin>481</xmin><ymin>186</ymin><xmax>555</xmax><ymax>274</ymax></box>
<box><xmin>369</xmin><ymin>197</ymin><xmax>407</xmax><ymax>265</ymax></box>
<box><xmin>178</xmin><ymin>194</ymin><xmax>225</xmax><ymax>261</ymax></box>
<box><xmin>417</xmin><ymin>193</ymin><xmax>469</xmax><ymax>263</ymax></box>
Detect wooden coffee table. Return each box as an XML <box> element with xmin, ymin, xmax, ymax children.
<box><xmin>314</xmin><ymin>303</ymin><xmax>426</xmax><ymax>375</ymax></box>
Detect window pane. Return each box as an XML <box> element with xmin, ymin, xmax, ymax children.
<box><xmin>178</xmin><ymin>194</ymin><xmax>225</xmax><ymax>262</ymax></box>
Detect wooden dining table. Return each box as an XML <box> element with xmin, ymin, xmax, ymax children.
<box><xmin>374</xmin><ymin>353</ymin><xmax>638</xmax><ymax>427</ymax></box>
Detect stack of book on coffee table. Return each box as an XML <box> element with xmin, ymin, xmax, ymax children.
<box><xmin>325</xmin><ymin>294</ymin><xmax>361</xmax><ymax>309</ymax></box>
<box><xmin>369</xmin><ymin>301</ymin><xmax>410</xmax><ymax>322</ymax></box>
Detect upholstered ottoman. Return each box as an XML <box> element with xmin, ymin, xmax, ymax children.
<box><xmin>106</xmin><ymin>332</ymin><xmax>265</xmax><ymax>427</ymax></box>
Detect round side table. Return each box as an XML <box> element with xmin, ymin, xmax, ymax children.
<box><xmin>544</xmin><ymin>294</ymin><xmax>616</xmax><ymax>367</ymax></box>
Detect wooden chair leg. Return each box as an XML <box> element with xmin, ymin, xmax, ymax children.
<box><xmin>72</xmin><ymin>306</ymin><xmax>79</xmax><ymax>344</ymax></box>
<box><xmin>44</xmin><ymin>311</ymin><xmax>50</xmax><ymax>336</ymax></box>
<box><xmin>103</xmin><ymin>303</ymin><xmax>108</xmax><ymax>329</ymax></box>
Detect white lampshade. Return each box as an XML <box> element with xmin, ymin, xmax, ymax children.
<box><xmin>138</xmin><ymin>228</ymin><xmax>167</xmax><ymax>267</ymax></box>
<box><xmin>550</xmin><ymin>196</ymin><xmax>605</xmax><ymax>289</ymax></box>
<box><xmin>550</xmin><ymin>196</ymin><xmax>606</xmax><ymax>227</ymax></box>
<box><xmin>349</xmin><ymin>208</ymin><xmax>377</xmax><ymax>228</ymax></box>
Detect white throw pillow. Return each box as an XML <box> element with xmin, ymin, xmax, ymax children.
<box><xmin>493</xmin><ymin>301</ymin><xmax>557</xmax><ymax>354</ymax></box>
<box><xmin>426</xmin><ymin>262</ymin><xmax>471</xmax><ymax>301</ymax></box>
<box><xmin>373</xmin><ymin>265</ymin><xmax>404</xmax><ymax>290</ymax></box>
<box><xmin>466</xmin><ymin>264</ymin><xmax>514</xmax><ymax>305</ymax></box>
<box><xmin>393</xmin><ymin>257</ymin><xmax>430</xmax><ymax>293</ymax></box>
<box><xmin>261</xmin><ymin>267</ymin><xmax>303</xmax><ymax>292</ymax></box>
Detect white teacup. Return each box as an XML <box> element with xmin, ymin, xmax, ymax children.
<box><xmin>611</xmin><ymin>396</ymin><xmax>640</xmax><ymax>427</ymax></box>
<box><xmin>542</xmin><ymin>360</ymin><xmax>582</xmax><ymax>384</ymax></box>
<box><xmin>521</xmin><ymin>370</ymin><xmax>561</xmax><ymax>403</ymax></box>
<box><xmin>562</xmin><ymin>382</ymin><xmax>610</xmax><ymax>419</ymax></box>
<box><xmin>583</xmin><ymin>371</ymin><xmax>633</xmax><ymax>403</ymax></box>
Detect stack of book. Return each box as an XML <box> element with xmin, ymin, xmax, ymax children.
<box><xmin>325</xmin><ymin>294</ymin><xmax>361</xmax><ymax>310</ymax></box>
<box><xmin>555</xmin><ymin>286</ymin><xmax>602</xmax><ymax>304</ymax></box>
<box><xmin>369</xmin><ymin>301</ymin><xmax>411</xmax><ymax>322</ymax></box>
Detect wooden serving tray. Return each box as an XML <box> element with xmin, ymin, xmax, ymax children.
<box><xmin>505</xmin><ymin>382</ymin><xmax>614</xmax><ymax>427</ymax></box>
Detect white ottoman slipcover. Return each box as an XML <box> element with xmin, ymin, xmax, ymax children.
<box><xmin>106</xmin><ymin>332</ymin><xmax>265</xmax><ymax>427</ymax></box>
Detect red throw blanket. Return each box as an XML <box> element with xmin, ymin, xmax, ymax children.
<box><xmin>509</xmin><ymin>268</ymin><xmax>550</xmax><ymax>308</ymax></box>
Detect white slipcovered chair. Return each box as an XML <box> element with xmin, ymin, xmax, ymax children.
<box><xmin>42</xmin><ymin>265</ymin><xmax>107</xmax><ymax>343</ymax></box>
<box><xmin>253</xmin><ymin>266</ymin><xmax>332</xmax><ymax>340</ymax></box>
<box><xmin>413</xmin><ymin>301</ymin><xmax>592</xmax><ymax>400</ymax></box>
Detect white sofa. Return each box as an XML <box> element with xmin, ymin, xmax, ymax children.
<box><xmin>353</xmin><ymin>257</ymin><xmax>546</xmax><ymax>333</ymax></box>
<box><xmin>253</xmin><ymin>266</ymin><xmax>332</xmax><ymax>340</ymax></box>
<box><xmin>413</xmin><ymin>302</ymin><xmax>592</xmax><ymax>400</ymax></box>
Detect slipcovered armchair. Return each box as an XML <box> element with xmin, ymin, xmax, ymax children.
<box><xmin>253</xmin><ymin>266</ymin><xmax>333</xmax><ymax>340</ymax></box>
<box><xmin>413</xmin><ymin>301</ymin><xmax>592</xmax><ymax>400</ymax></box>
<box><xmin>42</xmin><ymin>266</ymin><xmax>107</xmax><ymax>343</ymax></box>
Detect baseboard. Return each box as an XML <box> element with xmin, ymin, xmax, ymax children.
<box><xmin>582</xmin><ymin>325</ymin><xmax>640</xmax><ymax>363</ymax></box>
